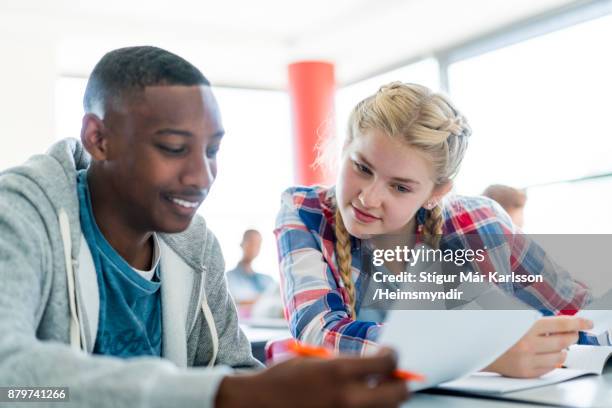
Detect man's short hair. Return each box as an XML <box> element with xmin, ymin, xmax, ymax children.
<box><xmin>83</xmin><ymin>46</ymin><xmax>210</xmax><ymax>117</ymax></box>
<box><xmin>242</xmin><ymin>229</ymin><xmax>262</xmax><ymax>242</ymax></box>
<box><xmin>482</xmin><ymin>184</ymin><xmax>527</xmax><ymax>210</ymax></box>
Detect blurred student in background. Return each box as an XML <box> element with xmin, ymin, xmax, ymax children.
<box><xmin>482</xmin><ymin>184</ymin><xmax>527</xmax><ymax>228</ymax></box>
<box><xmin>227</xmin><ymin>229</ymin><xmax>276</xmax><ymax>316</ymax></box>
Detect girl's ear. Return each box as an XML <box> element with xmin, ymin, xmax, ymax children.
<box><xmin>430</xmin><ymin>181</ymin><xmax>453</xmax><ymax>203</ymax></box>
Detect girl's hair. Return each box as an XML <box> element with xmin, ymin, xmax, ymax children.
<box><xmin>334</xmin><ymin>82</ymin><xmax>471</xmax><ymax>316</ymax></box>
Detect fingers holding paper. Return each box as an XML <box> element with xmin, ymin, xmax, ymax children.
<box><xmin>484</xmin><ymin>316</ymin><xmax>593</xmax><ymax>378</ymax></box>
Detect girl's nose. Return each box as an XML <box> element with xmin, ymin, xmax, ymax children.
<box><xmin>358</xmin><ymin>182</ymin><xmax>382</xmax><ymax>208</ymax></box>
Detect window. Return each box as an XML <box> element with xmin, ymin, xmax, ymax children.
<box><xmin>202</xmin><ymin>87</ymin><xmax>292</xmax><ymax>278</ymax></box>
<box><xmin>55</xmin><ymin>77</ymin><xmax>88</xmax><ymax>140</ymax></box>
<box><xmin>524</xmin><ymin>176</ymin><xmax>612</xmax><ymax>233</ymax></box>
<box><xmin>448</xmin><ymin>14</ymin><xmax>612</xmax><ymax>200</ymax></box>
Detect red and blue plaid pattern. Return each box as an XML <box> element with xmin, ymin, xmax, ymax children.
<box><xmin>274</xmin><ymin>186</ymin><xmax>608</xmax><ymax>355</ymax></box>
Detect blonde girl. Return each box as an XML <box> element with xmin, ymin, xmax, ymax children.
<box><xmin>275</xmin><ymin>82</ymin><xmax>598</xmax><ymax>378</ymax></box>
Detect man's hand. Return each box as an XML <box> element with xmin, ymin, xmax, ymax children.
<box><xmin>484</xmin><ymin>316</ymin><xmax>593</xmax><ymax>378</ymax></box>
<box><xmin>216</xmin><ymin>349</ymin><xmax>409</xmax><ymax>408</ymax></box>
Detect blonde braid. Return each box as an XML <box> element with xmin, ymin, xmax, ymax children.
<box><xmin>334</xmin><ymin>209</ymin><xmax>356</xmax><ymax>317</ymax></box>
<box><xmin>421</xmin><ymin>205</ymin><xmax>444</xmax><ymax>249</ymax></box>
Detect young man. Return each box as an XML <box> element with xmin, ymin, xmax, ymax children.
<box><xmin>0</xmin><ymin>46</ymin><xmax>409</xmax><ymax>408</ymax></box>
<box><xmin>226</xmin><ymin>229</ymin><xmax>274</xmax><ymax>309</ymax></box>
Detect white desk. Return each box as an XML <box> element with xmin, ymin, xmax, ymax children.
<box><xmin>240</xmin><ymin>321</ymin><xmax>291</xmax><ymax>363</ymax></box>
<box><xmin>405</xmin><ymin>365</ymin><xmax>612</xmax><ymax>407</ymax></box>
<box><xmin>240</xmin><ymin>325</ymin><xmax>291</xmax><ymax>344</ymax></box>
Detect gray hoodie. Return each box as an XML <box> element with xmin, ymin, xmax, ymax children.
<box><xmin>0</xmin><ymin>138</ymin><xmax>261</xmax><ymax>408</ymax></box>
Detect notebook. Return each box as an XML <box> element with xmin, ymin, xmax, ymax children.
<box><xmin>438</xmin><ymin>345</ymin><xmax>612</xmax><ymax>394</ymax></box>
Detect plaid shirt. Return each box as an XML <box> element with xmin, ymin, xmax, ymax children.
<box><xmin>274</xmin><ymin>185</ymin><xmax>609</xmax><ymax>355</ymax></box>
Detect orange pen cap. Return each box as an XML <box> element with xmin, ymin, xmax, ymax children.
<box><xmin>288</xmin><ymin>340</ymin><xmax>425</xmax><ymax>382</ymax></box>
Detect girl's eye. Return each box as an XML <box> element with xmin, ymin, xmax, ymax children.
<box><xmin>393</xmin><ymin>184</ymin><xmax>411</xmax><ymax>194</ymax></box>
<box><xmin>353</xmin><ymin>161</ymin><xmax>372</xmax><ymax>175</ymax></box>
<box><xmin>158</xmin><ymin>145</ymin><xmax>186</xmax><ymax>155</ymax></box>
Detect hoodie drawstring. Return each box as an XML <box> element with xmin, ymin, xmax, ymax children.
<box><xmin>200</xmin><ymin>296</ymin><xmax>219</xmax><ymax>367</ymax></box>
<box><xmin>59</xmin><ymin>209</ymin><xmax>82</xmax><ymax>351</ymax></box>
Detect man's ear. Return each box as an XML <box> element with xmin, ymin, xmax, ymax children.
<box><xmin>80</xmin><ymin>113</ymin><xmax>109</xmax><ymax>161</ymax></box>
<box><xmin>430</xmin><ymin>180</ymin><xmax>453</xmax><ymax>203</ymax></box>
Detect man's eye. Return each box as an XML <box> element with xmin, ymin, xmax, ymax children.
<box><xmin>207</xmin><ymin>146</ymin><xmax>220</xmax><ymax>158</ymax></box>
<box><xmin>353</xmin><ymin>161</ymin><xmax>372</xmax><ymax>175</ymax></box>
<box><xmin>158</xmin><ymin>145</ymin><xmax>186</xmax><ymax>154</ymax></box>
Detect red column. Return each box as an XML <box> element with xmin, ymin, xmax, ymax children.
<box><xmin>288</xmin><ymin>61</ymin><xmax>336</xmax><ymax>186</ymax></box>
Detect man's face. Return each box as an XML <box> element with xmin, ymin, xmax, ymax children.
<box><xmin>101</xmin><ymin>85</ymin><xmax>223</xmax><ymax>233</ymax></box>
<box><xmin>241</xmin><ymin>233</ymin><xmax>262</xmax><ymax>262</ymax></box>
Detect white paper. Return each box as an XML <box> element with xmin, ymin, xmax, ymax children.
<box><xmin>436</xmin><ymin>345</ymin><xmax>612</xmax><ymax>395</ymax></box>
<box><xmin>565</xmin><ymin>345</ymin><xmax>612</xmax><ymax>375</ymax></box>
<box><xmin>439</xmin><ymin>369</ymin><xmax>593</xmax><ymax>394</ymax></box>
<box><xmin>377</xmin><ymin>309</ymin><xmax>540</xmax><ymax>391</ymax></box>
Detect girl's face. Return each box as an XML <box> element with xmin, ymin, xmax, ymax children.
<box><xmin>336</xmin><ymin>129</ymin><xmax>446</xmax><ymax>239</ymax></box>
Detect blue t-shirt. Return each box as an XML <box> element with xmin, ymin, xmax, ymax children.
<box><xmin>226</xmin><ymin>264</ymin><xmax>274</xmax><ymax>303</ymax></box>
<box><xmin>77</xmin><ymin>170</ymin><xmax>162</xmax><ymax>357</ymax></box>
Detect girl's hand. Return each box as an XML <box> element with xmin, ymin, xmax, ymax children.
<box><xmin>484</xmin><ymin>316</ymin><xmax>593</xmax><ymax>378</ymax></box>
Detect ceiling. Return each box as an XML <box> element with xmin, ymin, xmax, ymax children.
<box><xmin>0</xmin><ymin>0</ymin><xmax>579</xmax><ymax>89</ymax></box>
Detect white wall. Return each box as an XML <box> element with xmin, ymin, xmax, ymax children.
<box><xmin>0</xmin><ymin>16</ymin><xmax>58</xmax><ymax>168</ymax></box>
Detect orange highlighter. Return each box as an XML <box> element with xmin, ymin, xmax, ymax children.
<box><xmin>288</xmin><ymin>340</ymin><xmax>425</xmax><ymax>382</ymax></box>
